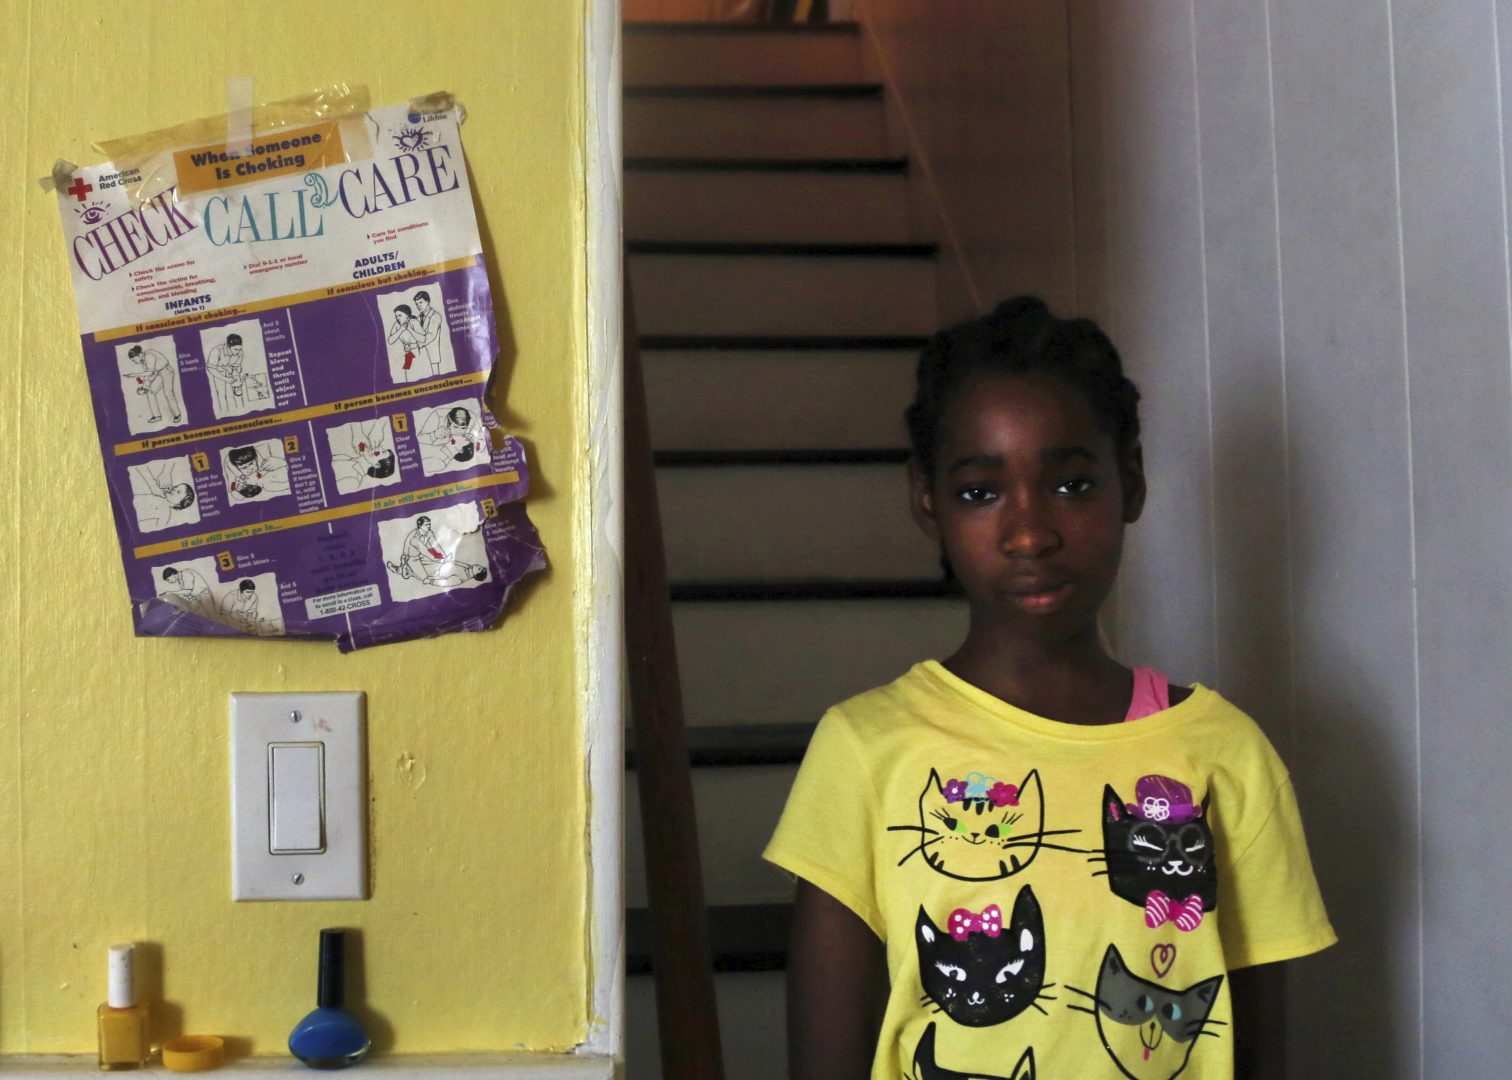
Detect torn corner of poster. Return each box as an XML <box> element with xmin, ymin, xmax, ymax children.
<box><xmin>50</xmin><ymin>86</ymin><xmax>546</xmax><ymax>651</ymax></box>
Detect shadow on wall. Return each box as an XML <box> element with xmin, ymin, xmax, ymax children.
<box><xmin>465</xmin><ymin>156</ymin><xmax>522</xmax><ymax>436</ymax></box>
<box><xmin>1285</xmin><ymin>683</ymin><xmax>1411</xmax><ymax>1075</ymax></box>
<box><xmin>1215</xmin><ymin>384</ymin><xmax>1412</xmax><ymax>1077</ymax></box>
<box><xmin>345</xmin><ymin>928</ymin><xmax>396</xmax><ymax>1053</ymax></box>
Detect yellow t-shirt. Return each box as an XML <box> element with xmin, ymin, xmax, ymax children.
<box><xmin>763</xmin><ymin>661</ymin><xmax>1336</xmax><ymax>1080</ymax></box>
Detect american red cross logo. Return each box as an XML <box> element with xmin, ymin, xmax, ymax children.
<box><xmin>65</xmin><ymin>177</ymin><xmax>94</xmax><ymax>202</ymax></box>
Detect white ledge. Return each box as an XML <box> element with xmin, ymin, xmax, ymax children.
<box><xmin>0</xmin><ymin>1053</ymin><xmax>615</xmax><ymax>1078</ymax></box>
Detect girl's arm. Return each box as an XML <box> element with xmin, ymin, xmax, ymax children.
<box><xmin>787</xmin><ymin>877</ymin><xmax>886</xmax><ymax>1080</ymax></box>
<box><xmin>1230</xmin><ymin>962</ymin><xmax>1284</xmax><ymax>1079</ymax></box>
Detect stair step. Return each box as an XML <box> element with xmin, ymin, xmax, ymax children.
<box><xmin>626</xmin><ymin>161</ymin><xmax>914</xmax><ymax>244</ymax></box>
<box><xmin>626</xmin><ymin>903</ymin><xmax>793</xmax><ymax>974</ymax></box>
<box><xmin>629</xmin><ymin>240</ymin><xmax>935</xmax><ymax>256</ymax></box>
<box><xmin>625</xmin><ymin>722</ymin><xmax>817</xmax><ymax>769</ymax></box>
<box><xmin>625</xmin><ymin>21</ymin><xmax>864</xmax><ymax>32</ymax></box>
<box><xmin>672</xmin><ymin>579</ymin><xmax>955</xmax><ymax>601</ymax></box>
<box><xmin>672</xmin><ymin>593</ymin><xmax>965</xmax><ymax>727</ymax></box>
<box><xmin>627</xmin><ymin>83</ymin><xmax>883</xmax><ymax>99</ymax></box>
<box><xmin>627</xmin><ymin>156</ymin><xmax>909</xmax><ymax>172</ymax></box>
<box><xmin>657</xmin><ymin>462</ymin><xmax>940</xmax><ymax>581</ymax></box>
<box><xmin>624</xmin><ymin>22</ymin><xmax>864</xmax><ymax>88</ymax></box>
<box><xmin>626</xmin><ymin>21</ymin><xmax>862</xmax><ymax>32</ymax></box>
<box><xmin>624</xmin><ymin>92</ymin><xmax>889</xmax><ymax>159</ymax></box>
<box><xmin>629</xmin><ymin>251</ymin><xmax>937</xmax><ymax>337</ymax></box>
<box><xmin>644</xmin><ymin>346</ymin><xmax>917</xmax><ymax>451</ymax></box>
<box><xmin>627</xmin><ymin>765</ymin><xmax>798</xmax><ymax>907</ymax></box>
<box><xmin>625</xmin><ymin>970</ymin><xmax>786</xmax><ymax>1080</ymax></box>
<box><xmin>655</xmin><ymin>448</ymin><xmax>907</xmax><ymax>466</ymax></box>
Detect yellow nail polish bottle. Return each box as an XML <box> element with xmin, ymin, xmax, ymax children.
<box><xmin>97</xmin><ymin>943</ymin><xmax>151</xmax><ymax>1071</ymax></box>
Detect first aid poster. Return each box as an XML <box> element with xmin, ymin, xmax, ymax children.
<box><xmin>54</xmin><ymin>96</ymin><xmax>544</xmax><ymax>650</ymax></box>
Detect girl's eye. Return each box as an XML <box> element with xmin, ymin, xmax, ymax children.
<box><xmin>956</xmin><ymin>485</ymin><xmax>996</xmax><ymax>504</ymax></box>
<box><xmin>1056</xmin><ymin>477</ymin><xmax>1095</xmax><ymax>496</ymax></box>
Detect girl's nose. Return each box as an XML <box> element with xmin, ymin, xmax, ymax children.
<box><xmin>998</xmin><ymin>501</ymin><xmax>1061</xmax><ymax>558</ymax></box>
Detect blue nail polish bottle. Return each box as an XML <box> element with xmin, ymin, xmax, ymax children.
<box><xmin>288</xmin><ymin>929</ymin><xmax>371</xmax><ymax>1069</ymax></box>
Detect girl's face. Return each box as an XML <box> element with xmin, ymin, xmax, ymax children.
<box><xmin>910</xmin><ymin>370</ymin><xmax>1145</xmax><ymax>643</ymax></box>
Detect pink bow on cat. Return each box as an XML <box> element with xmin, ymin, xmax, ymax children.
<box><xmin>1145</xmin><ymin>890</ymin><xmax>1204</xmax><ymax>932</ymax></box>
<box><xmin>947</xmin><ymin>904</ymin><xmax>1002</xmax><ymax>941</ymax></box>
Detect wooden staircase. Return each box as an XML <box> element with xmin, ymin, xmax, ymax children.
<box><xmin>623</xmin><ymin>20</ymin><xmax>968</xmax><ymax>1078</ymax></box>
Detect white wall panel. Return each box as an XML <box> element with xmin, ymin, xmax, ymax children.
<box><xmin>1267</xmin><ymin>3</ymin><xmax>1422</xmax><ymax>1072</ymax></box>
<box><xmin>1065</xmin><ymin>0</ymin><xmax>1512</xmax><ymax>1073</ymax></box>
<box><xmin>1191</xmin><ymin>0</ymin><xmax>1293</xmax><ymax>749</ymax></box>
<box><xmin>1095</xmin><ymin>3</ymin><xmax>1217</xmax><ymax>682</ymax></box>
<box><xmin>1392</xmin><ymin>2</ymin><xmax>1512</xmax><ymax>1073</ymax></box>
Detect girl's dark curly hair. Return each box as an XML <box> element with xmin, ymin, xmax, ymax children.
<box><xmin>905</xmin><ymin>296</ymin><xmax>1141</xmax><ymax>476</ymax></box>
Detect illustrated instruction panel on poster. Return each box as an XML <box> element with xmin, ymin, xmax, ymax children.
<box><xmin>53</xmin><ymin>89</ymin><xmax>544</xmax><ymax>650</ymax></box>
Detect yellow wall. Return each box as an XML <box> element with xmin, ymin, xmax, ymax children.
<box><xmin>0</xmin><ymin>0</ymin><xmax>590</xmax><ymax>1056</ymax></box>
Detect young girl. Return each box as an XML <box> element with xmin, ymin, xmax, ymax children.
<box><xmin>763</xmin><ymin>298</ymin><xmax>1334</xmax><ymax>1080</ymax></box>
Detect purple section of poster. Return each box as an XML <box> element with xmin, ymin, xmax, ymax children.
<box><xmin>135</xmin><ymin>498</ymin><xmax>546</xmax><ymax>651</ymax></box>
<box><xmin>81</xmin><ymin>256</ymin><xmax>542</xmax><ymax>650</ymax></box>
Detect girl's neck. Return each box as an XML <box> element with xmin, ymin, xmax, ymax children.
<box><xmin>944</xmin><ymin>624</ymin><xmax>1132</xmax><ymax>726</ymax></box>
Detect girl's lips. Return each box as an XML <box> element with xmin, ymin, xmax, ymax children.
<box><xmin>1003</xmin><ymin>581</ymin><xmax>1074</xmax><ymax>613</ymax></box>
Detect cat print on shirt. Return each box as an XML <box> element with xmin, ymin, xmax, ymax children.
<box><xmin>1066</xmin><ymin>944</ymin><xmax>1225</xmax><ymax>1080</ymax></box>
<box><xmin>909</xmin><ymin>1022</ymin><xmax>1036</xmax><ymax>1080</ymax></box>
<box><xmin>889</xmin><ymin>767</ymin><xmax>1082</xmax><ymax>882</ymax></box>
<box><xmin>916</xmin><ymin>884</ymin><xmax>1054</xmax><ymax>1027</ymax></box>
<box><xmin>1091</xmin><ymin>776</ymin><xmax>1217</xmax><ymax>931</ymax></box>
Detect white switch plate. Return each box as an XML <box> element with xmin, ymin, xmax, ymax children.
<box><xmin>231</xmin><ymin>692</ymin><xmax>367</xmax><ymax>901</ymax></box>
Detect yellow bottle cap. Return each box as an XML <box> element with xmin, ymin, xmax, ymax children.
<box><xmin>162</xmin><ymin>1034</ymin><xmax>224</xmax><ymax>1072</ymax></box>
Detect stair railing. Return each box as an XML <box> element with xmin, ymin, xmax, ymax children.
<box><xmin>623</xmin><ymin>275</ymin><xmax>728</xmax><ymax>1080</ymax></box>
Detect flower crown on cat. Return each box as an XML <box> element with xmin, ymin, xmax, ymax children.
<box><xmin>942</xmin><ymin>770</ymin><xmax>1020</xmax><ymax>808</ymax></box>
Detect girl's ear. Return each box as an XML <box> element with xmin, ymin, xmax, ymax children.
<box><xmin>1121</xmin><ymin>443</ymin><xmax>1147</xmax><ymax>524</ymax></box>
<box><xmin>908</xmin><ymin>460</ymin><xmax>941</xmax><ymax>541</ymax></box>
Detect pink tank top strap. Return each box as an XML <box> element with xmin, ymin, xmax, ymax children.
<box><xmin>1124</xmin><ymin>666</ymin><xmax>1171</xmax><ymax>722</ymax></box>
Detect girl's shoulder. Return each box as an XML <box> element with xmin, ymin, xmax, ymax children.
<box><xmin>810</xmin><ymin>663</ymin><xmax>979</xmax><ymax>762</ymax></box>
<box><xmin>1165</xmin><ymin>687</ymin><xmax>1294</xmax><ymax>796</ymax></box>
<box><xmin>822</xmin><ymin>660</ymin><xmax>968</xmax><ymax>722</ymax></box>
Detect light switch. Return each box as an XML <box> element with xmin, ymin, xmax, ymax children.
<box><xmin>231</xmin><ymin>692</ymin><xmax>367</xmax><ymax>901</ymax></box>
<box><xmin>269</xmin><ymin>743</ymin><xmax>325</xmax><ymax>854</ymax></box>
